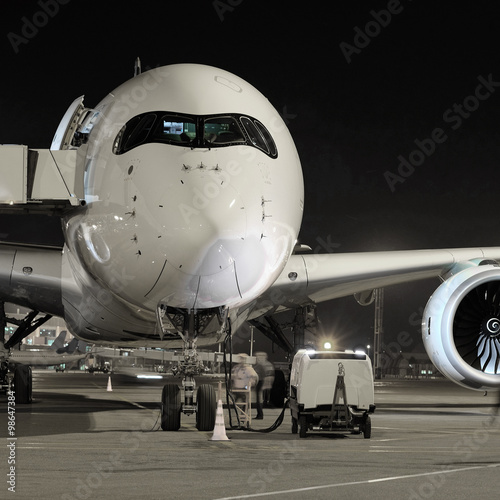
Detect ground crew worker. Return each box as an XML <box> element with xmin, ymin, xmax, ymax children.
<box><xmin>254</xmin><ymin>351</ymin><xmax>275</xmax><ymax>419</ymax></box>
<box><xmin>232</xmin><ymin>353</ymin><xmax>258</xmax><ymax>392</ymax></box>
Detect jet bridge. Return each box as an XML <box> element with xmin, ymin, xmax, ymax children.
<box><xmin>0</xmin><ymin>144</ymin><xmax>85</xmax><ymax>213</ymax></box>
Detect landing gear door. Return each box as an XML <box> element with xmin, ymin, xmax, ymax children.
<box><xmin>51</xmin><ymin>95</ymin><xmax>85</xmax><ymax>150</ymax></box>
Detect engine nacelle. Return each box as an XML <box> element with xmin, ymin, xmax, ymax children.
<box><xmin>422</xmin><ymin>263</ymin><xmax>500</xmax><ymax>391</ymax></box>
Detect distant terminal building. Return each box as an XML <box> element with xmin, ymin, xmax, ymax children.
<box><xmin>380</xmin><ymin>349</ymin><xmax>437</xmax><ymax>379</ymax></box>
<box><xmin>4</xmin><ymin>305</ymin><xmax>73</xmax><ymax>347</ymax></box>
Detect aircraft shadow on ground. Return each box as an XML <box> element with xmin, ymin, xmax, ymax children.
<box><xmin>0</xmin><ymin>392</ymin><xmax>163</xmax><ymax>438</ymax></box>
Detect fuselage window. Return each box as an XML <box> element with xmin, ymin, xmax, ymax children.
<box><xmin>113</xmin><ymin>112</ymin><xmax>278</xmax><ymax>158</ymax></box>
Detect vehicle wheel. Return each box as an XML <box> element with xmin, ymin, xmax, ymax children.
<box><xmin>291</xmin><ymin>416</ymin><xmax>298</xmax><ymax>434</ymax></box>
<box><xmin>299</xmin><ymin>415</ymin><xmax>308</xmax><ymax>438</ymax></box>
<box><xmin>196</xmin><ymin>384</ymin><xmax>216</xmax><ymax>431</ymax></box>
<box><xmin>161</xmin><ymin>384</ymin><xmax>181</xmax><ymax>431</ymax></box>
<box><xmin>14</xmin><ymin>364</ymin><xmax>32</xmax><ymax>404</ymax></box>
<box><xmin>363</xmin><ymin>415</ymin><xmax>372</xmax><ymax>439</ymax></box>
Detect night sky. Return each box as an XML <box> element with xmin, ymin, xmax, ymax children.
<box><xmin>1</xmin><ymin>1</ymin><xmax>500</xmax><ymax>357</ymax></box>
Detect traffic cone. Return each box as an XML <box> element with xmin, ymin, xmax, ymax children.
<box><xmin>210</xmin><ymin>381</ymin><xmax>229</xmax><ymax>441</ymax></box>
<box><xmin>210</xmin><ymin>399</ymin><xmax>229</xmax><ymax>441</ymax></box>
<box><xmin>107</xmin><ymin>376</ymin><xmax>113</xmax><ymax>392</ymax></box>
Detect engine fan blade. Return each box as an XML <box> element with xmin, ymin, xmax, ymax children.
<box><xmin>453</xmin><ymin>280</ymin><xmax>500</xmax><ymax>374</ymax></box>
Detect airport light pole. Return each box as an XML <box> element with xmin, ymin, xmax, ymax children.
<box><xmin>373</xmin><ymin>288</ymin><xmax>384</xmax><ymax>378</ymax></box>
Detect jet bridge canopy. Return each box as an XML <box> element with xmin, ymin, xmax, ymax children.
<box><xmin>0</xmin><ymin>144</ymin><xmax>84</xmax><ymax>213</ymax></box>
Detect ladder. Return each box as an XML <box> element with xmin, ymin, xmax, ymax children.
<box><xmin>232</xmin><ymin>387</ymin><xmax>252</xmax><ymax>428</ymax></box>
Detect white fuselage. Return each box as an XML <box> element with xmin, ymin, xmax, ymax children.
<box><xmin>60</xmin><ymin>64</ymin><xmax>304</xmax><ymax>346</ymax></box>
<box><xmin>9</xmin><ymin>350</ymin><xmax>85</xmax><ymax>367</ymax></box>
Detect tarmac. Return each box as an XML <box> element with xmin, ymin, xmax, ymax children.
<box><xmin>1</xmin><ymin>371</ymin><xmax>500</xmax><ymax>500</ymax></box>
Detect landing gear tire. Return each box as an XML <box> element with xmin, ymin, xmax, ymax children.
<box><xmin>362</xmin><ymin>415</ymin><xmax>372</xmax><ymax>439</ymax></box>
<box><xmin>196</xmin><ymin>384</ymin><xmax>216</xmax><ymax>431</ymax></box>
<box><xmin>14</xmin><ymin>364</ymin><xmax>32</xmax><ymax>404</ymax></box>
<box><xmin>299</xmin><ymin>415</ymin><xmax>308</xmax><ymax>438</ymax></box>
<box><xmin>161</xmin><ymin>384</ymin><xmax>181</xmax><ymax>431</ymax></box>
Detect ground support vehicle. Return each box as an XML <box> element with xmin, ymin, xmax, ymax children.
<box><xmin>289</xmin><ymin>350</ymin><xmax>375</xmax><ymax>438</ymax></box>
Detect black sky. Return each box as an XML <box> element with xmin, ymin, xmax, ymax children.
<box><xmin>1</xmin><ymin>1</ymin><xmax>500</xmax><ymax>356</ymax></box>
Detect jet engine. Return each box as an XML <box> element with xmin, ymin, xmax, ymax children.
<box><xmin>422</xmin><ymin>262</ymin><xmax>500</xmax><ymax>391</ymax></box>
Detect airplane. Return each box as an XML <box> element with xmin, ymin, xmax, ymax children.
<box><xmin>1</xmin><ymin>62</ymin><xmax>500</xmax><ymax>431</ymax></box>
<box><xmin>1</xmin><ymin>331</ymin><xmax>85</xmax><ymax>399</ymax></box>
<box><xmin>32</xmin><ymin>329</ymin><xmax>67</xmax><ymax>352</ymax></box>
<box><xmin>9</xmin><ymin>335</ymin><xmax>87</xmax><ymax>367</ymax></box>
<box><xmin>85</xmin><ymin>345</ymin><xmax>165</xmax><ymax>376</ymax></box>
<box><xmin>7</xmin><ymin>329</ymin><xmax>67</xmax><ymax>362</ymax></box>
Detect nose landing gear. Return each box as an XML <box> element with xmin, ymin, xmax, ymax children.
<box><xmin>159</xmin><ymin>343</ymin><xmax>217</xmax><ymax>432</ymax></box>
<box><xmin>157</xmin><ymin>306</ymin><xmax>225</xmax><ymax>431</ymax></box>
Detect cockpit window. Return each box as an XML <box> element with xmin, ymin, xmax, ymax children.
<box><xmin>254</xmin><ymin>120</ymin><xmax>277</xmax><ymax>157</ymax></box>
<box><xmin>114</xmin><ymin>113</ymin><xmax>156</xmax><ymax>154</ymax></box>
<box><xmin>240</xmin><ymin>117</ymin><xmax>269</xmax><ymax>155</ymax></box>
<box><xmin>113</xmin><ymin>112</ymin><xmax>278</xmax><ymax>158</ymax></box>
<box><xmin>152</xmin><ymin>114</ymin><xmax>196</xmax><ymax>146</ymax></box>
<box><xmin>204</xmin><ymin>116</ymin><xmax>246</xmax><ymax>146</ymax></box>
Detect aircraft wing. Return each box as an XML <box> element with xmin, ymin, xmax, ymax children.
<box><xmin>248</xmin><ymin>246</ymin><xmax>500</xmax><ymax>317</ymax></box>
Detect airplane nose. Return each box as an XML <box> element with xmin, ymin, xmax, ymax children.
<box><xmin>157</xmin><ymin>169</ymin><xmax>247</xmax><ymax>277</ymax></box>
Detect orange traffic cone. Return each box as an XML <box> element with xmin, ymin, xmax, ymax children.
<box><xmin>107</xmin><ymin>376</ymin><xmax>113</xmax><ymax>392</ymax></box>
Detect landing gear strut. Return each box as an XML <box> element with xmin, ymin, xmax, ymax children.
<box><xmin>1</xmin><ymin>301</ymin><xmax>50</xmax><ymax>403</ymax></box>
<box><xmin>157</xmin><ymin>307</ymin><xmax>225</xmax><ymax>431</ymax></box>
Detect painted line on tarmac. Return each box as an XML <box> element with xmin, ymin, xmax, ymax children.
<box><xmin>90</xmin><ymin>381</ymin><xmax>149</xmax><ymax>409</ymax></box>
<box><xmin>213</xmin><ymin>463</ymin><xmax>500</xmax><ymax>499</ymax></box>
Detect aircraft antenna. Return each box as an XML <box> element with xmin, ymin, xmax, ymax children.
<box><xmin>134</xmin><ymin>57</ymin><xmax>142</xmax><ymax>77</ymax></box>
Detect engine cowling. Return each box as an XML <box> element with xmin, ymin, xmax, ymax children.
<box><xmin>422</xmin><ymin>263</ymin><xmax>500</xmax><ymax>391</ymax></box>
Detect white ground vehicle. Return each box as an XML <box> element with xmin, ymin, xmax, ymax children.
<box><xmin>289</xmin><ymin>350</ymin><xmax>375</xmax><ymax>438</ymax></box>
